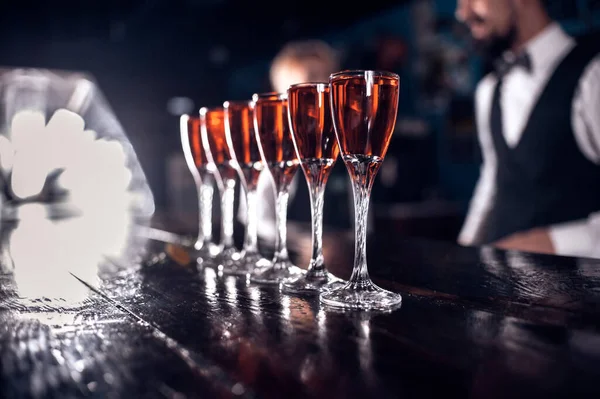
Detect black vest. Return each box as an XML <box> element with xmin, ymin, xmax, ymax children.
<box><xmin>481</xmin><ymin>42</ymin><xmax>600</xmax><ymax>244</ymax></box>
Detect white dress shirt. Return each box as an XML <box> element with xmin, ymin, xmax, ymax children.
<box><xmin>459</xmin><ymin>23</ymin><xmax>600</xmax><ymax>258</ymax></box>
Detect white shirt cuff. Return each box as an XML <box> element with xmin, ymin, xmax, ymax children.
<box><xmin>549</xmin><ymin>220</ymin><xmax>595</xmax><ymax>258</ymax></box>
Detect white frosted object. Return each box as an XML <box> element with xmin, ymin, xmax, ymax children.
<box><xmin>0</xmin><ymin>68</ymin><xmax>154</xmax><ymax>219</ymax></box>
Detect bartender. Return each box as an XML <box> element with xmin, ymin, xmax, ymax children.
<box><xmin>455</xmin><ymin>0</ymin><xmax>600</xmax><ymax>257</ymax></box>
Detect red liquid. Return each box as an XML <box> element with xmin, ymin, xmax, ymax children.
<box><xmin>330</xmin><ymin>73</ymin><xmax>399</xmax><ymax>161</ymax></box>
<box><xmin>288</xmin><ymin>83</ymin><xmax>339</xmax><ymax>182</ymax></box>
<box><xmin>185</xmin><ymin>116</ymin><xmax>210</xmax><ymax>170</ymax></box>
<box><xmin>224</xmin><ymin>101</ymin><xmax>265</xmax><ymax>190</ymax></box>
<box><xmin>201</xmin><ymin>107</ymin><xmax>237</xmax><ymax>180</ymax></box>
<box><xmin>252</xmin><ymin>93</ymin><xmax>299</xmax><ymax>188</ymax></box>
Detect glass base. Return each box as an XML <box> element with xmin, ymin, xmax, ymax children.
<box><xmin>250</xmin><ymin>259</ymin><xmax>304</xmax><ymax>285</ymax></box>
<box><xmin>319</xmin><ymin>280</ymin><xmax>402</xmax><ymax>312</ymax></box>
<box><xmin>194</xmin><ymin>240</ymin><xmax>221</xmax><ymax>254</ymax></box>
<box><xmin>216</xmin><ymin>246</ymin><xmax>242</xmax><ymax>272</ymax></box>
<box><xmin>192</xmin><ymin>243</ymin><xmax>221</xmax><ymax>268</ymax></box>
<box><xmin>281</xmin><ymin>270</ymin><xmax>345</xmax><ymax>295</ymax></box>
<box><xmin>224</xmin><ymin>251</ymin><xmax>271</xmax><ymax>276</ymax></box>
<box><xmin>196</xmin><ymin>256</ymin><xmax>217</xmax><ymax>268</ymax></box>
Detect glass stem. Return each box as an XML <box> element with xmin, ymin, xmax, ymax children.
<box><xmin>198</xmin><ymin>180</ymin><xmax>214</xmax><ymax>249</ymax></box>
<box><xmin>242</xmin><ymin>188</ymin><xmax>259</xmax><ymax>254</ymax></box>
<box><xmin>274</xmin><ymin>189</ymin><xmax>290</xmax><ymax>266</ymax></box>
<box><xmin>348</xmin><ymin>164</ymin><xmax>378</xmax><ymax>288</ymax></box>
<box><xmin>308</xmin><ymin>180</ymin><xmax>326</xmax><ymax>275</ymax></box>
<box><xmin>221</xmin><ymin>178</ymin><xmax>236</xmax><ymax>249</ymax></box>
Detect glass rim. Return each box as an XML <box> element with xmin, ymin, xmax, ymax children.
<box><xmin>223</xmin><ymin>100</ymin><xmax>252</xmax><ymax>108</ymax></box>
<box><xmin>199</xmin><ymin>106</ymin><xmax>224</xmax><ymax>116</ymax></box>
<box><xmin>288</xmin><ymin>82</ymin><xmax>330</xmax><ymax>90</ymax></box>
<box><xmin>329</xmin><ymin>69</ymin><xmax>399</xmax><ymax>80</ymax></box>
<box><xmin>180</xmin><ymin>113</ymin><xmax>199</xmax><ymax>120</ymax></box>
<box><xmin>251</xmin><ymin>91</ymin><xmax>287</xmax><ymax>102</ymax></box>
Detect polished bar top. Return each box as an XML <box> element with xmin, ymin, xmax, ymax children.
<box><xmin>1</xmin><ymin>215</ymin><xmax>600</xmax><ymax>398</ymax></box>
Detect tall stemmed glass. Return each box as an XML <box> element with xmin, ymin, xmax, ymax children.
<box><xmin>281</xmin><ymin>83</ymin><xmax>343</xmax><ymax>294</ymax></box>
<box><xmin>179</xmin><ymin>114</ymin><xmax>220</xmax><ymax>265</ymax></box>
<box><xmin>223</xmin><ymin>100</ymin><xmax>271</xmax><ymax>275</ymax></box>
<box><xmin>250</xmin><ymin>92</ymin><xmax>303</xmax><ymax>284</ymax></box>
<box><xmin>200</xmin><ymin>106</ymin><xmax>240</xmax><ymax>272</ymax></box>
<box><xmin>320</xmin><ymin>70</ymin><xmax>403</xmax><ymax>311</ymax></box>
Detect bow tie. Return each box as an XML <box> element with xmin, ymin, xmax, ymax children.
<box><xmin>494</xmin><ymin>51</ymin><xmax>532</xmax><ymax>78</ymax></box>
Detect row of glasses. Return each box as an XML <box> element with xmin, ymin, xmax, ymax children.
<box><xmin>179</xmin><ymin>69</ymin><xmax>402</xmax><ymax>312</ymax></box>
<box><xmin>181</xmin><ymin>95</ymin><xmax>307</xmax><ymax>284</ymax></box>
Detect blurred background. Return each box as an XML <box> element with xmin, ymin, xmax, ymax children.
<box><xmin>3</xmin><ymin>0</ymin><xmax>599</xmax><ymax>242</ymax></box>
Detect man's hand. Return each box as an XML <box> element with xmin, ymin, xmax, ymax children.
<box><xmin>493</xmin><ymin>228</ymin><xmax>555</xmax><ymax>255</ymax></box>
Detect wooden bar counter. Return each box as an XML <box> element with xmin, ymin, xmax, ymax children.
<box><xmin>1</xmin><ymin>216</ymin><xmax>599</xmax><ymax>398</ymax></box>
